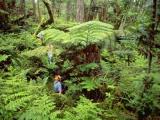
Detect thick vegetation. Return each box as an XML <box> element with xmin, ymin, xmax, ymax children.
<box><xmin>0</xmin><ymin>0</ymin><xmax>160</xmax><ymax>120</ymax></box>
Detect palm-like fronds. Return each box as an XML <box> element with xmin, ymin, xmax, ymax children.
<box><xmin>42</xmin><ymin>21</ymin><xmax>115</xmax><ymax>49</ymax></box>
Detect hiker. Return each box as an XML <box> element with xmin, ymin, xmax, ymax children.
<box><xmin>53</xmin><ymin>75</ymin><xmax>62</xmax><ymax>94</ymax></box>
<box><xmin>47</xmin><ymin>43</ymin><xmax>53</xmax><ymax>64</ymax></box>
<box><xmin>37</xmin><ymin>31</ymin><xmax>44</xmax><ymax>45</ymax></box>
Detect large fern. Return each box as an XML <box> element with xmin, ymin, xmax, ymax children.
<box><xmin>41</xmin><ymin>21</ymin><xmax>115</xmax><ymax>49</ymax></box>
<box><xmin>0</xmin><ymin>71</ymin><xmax>58</xmax><ymax>120</ymax></box>
<box><xmin>63</xmin><ymin>96</ymin><xmax>103</xmax><ymax>120</ymax></box>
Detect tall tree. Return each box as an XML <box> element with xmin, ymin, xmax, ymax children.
<box><xmin>34</xmin><ymin>0</ymin><xmax>54</xmax><ymax>35</ymax></box>
<box><xmin>66</xmin><ymin>0</ymin><xmax>72</xmax><ymax>21</ymax></box>
<box><xmin>98</xmin><ymin>0</ymin><xmax>108</xmax><ymax>22</ymax></box>
<box><xmin>0</xmin><ymin>0</ymin><xmax>9</xmax><ymax>30</ymax></box>
<box><xmin>76</xmin><ymin>0</ymin><xmax>84</xmax><ymax>22</ymax></box>
<box><xmin>20</xmin><ymin>0</ymin><xmax>26</xmax><ymax>16</ymax></box>
<box><xmin>37</xmin><ymin>0</ymin><xmax>41</xmax><ymax>21</ymax></box>
<box><xmin>113</xmin><ymin>0</ymin><xmax>121</xmax><ymax>29</ymax></box>
<box><xmin>42</xmin><ymin>0</ymin><xmax>54</xmax><ymax>26</ymax></box>
<box><xmin>148</xmin><ymin>0</ymin><xmax>157</xmax><ymax>73</ymax></box>
<box><xmin>88</xmin><ymin>0</ymin><xmax>97</xmax><ymax>20</ymax></box>
<box><xmin>32</xmin><ymin>0</ymin><xmax>37</xmax><ymax>19</ymax></box>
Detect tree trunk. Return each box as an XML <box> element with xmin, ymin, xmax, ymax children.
<box><xmin>37</xmin><ymin>0</ymin><xmax>41</xmax><ymax>22</ymax></box>
<box><xmin>155</xmin><ymin>0</ymin><xmax>160</xmax><ymax>30</ymax></box>
<box><xmin>34</xmin><ymin>0</ymin><xmax>54</xmax><ymax>35</ymax></box>
<box><xmin>0</xmin><ymin>0</ymin><xmax>10</xmax><ymax>30</ymax></box>
<box><xmin>99</xmin><ymin>1</ymin><xmax>108</xmax><ymax>22</ymax></box>
<box><xmin>89</xmin><ymin>0</ymin><xmax>97</xmax><ymax>20</ymax></box>
<box><xmin>20</xmin><ymin>0</ymin><xmax>26</xmax><ymax>16</ymax></box>
<box><xmin>66</xmin><ymin>0</ymin><xmax>72</xmax><ymax>21</ymax></box>
<box><xmin>7</xmin><ymin>0</ymin><xmax>16</xmax><ymax>9</ymax></box>
<box><xmin>32</xmin><ymin>0</ymin><xmax>36</xmax><ymax>19</ymax></box>
<box><xmin>113</xmin><ymin>0</ymin><xmax>121</xmax><ymax>29</ymax></box>
<box><xmin>57</xmin><ymin>1</ymin><xmax>61</xmax><ymax>17</ymax></box>
<box><xmin>76</xmin><ymin>0</ymin><xmax>84</xmax><ymax>22</ymax></box>
<box><xmin>41</xmin><ymin>0</ymin><xmax>54</xmax><ymax>27</ymax></box>
<box><xmin>148</xmin><ymin>0</ymin><xmax>157</xmax><ymax>73</ymax></box>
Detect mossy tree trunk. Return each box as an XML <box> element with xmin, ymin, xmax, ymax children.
<box><xmin>148</xmin><ymin>0</ymin><xmax>157</xmax><ymax>73</ymax></box>
<box><xmin>41</xmin><ymin>0</ymin><xmax>54</xmax><ymax>27</ymax></box>
<box><xmin>34</xmin><ymin>0</ymin><xmax>54</xmax><ymax>35</ymax></box>
<box><xmin>76</xmin><ymin>0</ymin><xmax>84</xmax><ymax>22</ymax></box>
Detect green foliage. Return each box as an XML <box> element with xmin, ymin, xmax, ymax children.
<box><xmin>21</xmin><ymin>46</ymin><xmax>48</xmax><ymax>57</ymax></box>
<box><xmin>42</xmin><ymin>28</ymin><xmax>69</xmax><ymax>46</ymax></box>
<box><xmin>0</xmin><ymin>71</ymin><xmax>57</xmax><ymax>120</ymax></box>
<box><xmin>63</xmin><ymin>96</ymin><xmax>102</xmax><ymax>120</ymax></box>
<box><xmin>77</xmin><ymin>62</ymin><xmax>99</xmax><ymax>72</ymax></box>
<box><xmin>50</xmin><ymin>20</ymin><xmax>79</xmax><ymax>30</ymax></box>
<box><xmin>0</xmin><ymin>55</ymin><xmax>9</xmax><ymax>62</ymax></box>
<box><xmin>0</xmin><ymin>32</ymin><xmax>38</xmax><ymax>51</ymax></box>
<box><xmin>42</xmin><ymin>21</ymin><xmax>115</xmax><ymax>49</ymax></box>
<box><xmin>1</xmin><ymin>0</ymin><xmax>160</xmax><ymax>119</ymax></box>
<box><xmin>68</xmin><ymin>21</ymin><xmax>114</xmax><ymax>48</ymax></box>
<box><xmin>0</xmin><ymin>32</ymin><xmax>39</xmax><ymax>69</ymax></box>
<box><xmin>19</xmin><ymin>95</ymin><xmax>57</xmax><ymax>120</ymax></box>
<box><xmin>62</xmin><ymin>60</ymin><xmax>73</xmax><ymax>72</ymax></box>
<box><xmin>80</xmin><ymin>77</ymin><xmax>102</xmax><ymax>91</ymax></box>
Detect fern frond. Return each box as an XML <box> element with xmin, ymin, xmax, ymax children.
<box><xmin>64</xmin><ymin>96</ymin><xmax>102</xmax><ymax>120</ymax></box>
<box><xmin>21</xmin><ymin>46</ymin><xmax>48</xmax><ymax>57</ymax></box>
<box><xmin>0</xmin><ymin>75</ymin><xmax>58</xmax><ymax>120</ymax></box>
<box><xmin>19</xmin><ymin>95</ymin><xmax>56</xmax><ymax>120</ymax></box>
<box><xmin>0</xmin><ymin>55</ymin><xmax>9</xmax><ymax>62</ymax></box>
<box><xmin>41</xmin><ymin>21</ymin><xmax>115</xmax><ymax>49</ymax></box>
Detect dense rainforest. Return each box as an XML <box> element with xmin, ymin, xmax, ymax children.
<box><xmin>0</xmin><ymin>0</ymin><xmax>160</xmax><ymax>120</ymax></box>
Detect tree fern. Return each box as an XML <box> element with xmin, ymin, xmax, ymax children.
<box><xmin>41</xmin><ymin>21</ymin><xmax>115</xmax><ymax>49</ymax></box>
<box><xmin>43</xmin><ymin>28</ymin><xmax>70</xmax><ymax>46</ymax></box>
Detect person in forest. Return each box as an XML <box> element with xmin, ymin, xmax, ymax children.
<box><xmin>37</xmin><ymin>31</ymin><xmax>44</xmax><ymax>45</ymax></box>
<box><xmin>47</xmin><ymin>43</ymin><xmax>53</xmax><ymax>64</ymax></box>
<box><xmin>53</xmin><ymin>75</ymin><xmax>62</xmax><ymax>94</ymax></box>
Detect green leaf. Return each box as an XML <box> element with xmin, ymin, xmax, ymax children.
<box><xmin>0</xmin><ymin>55</ymin><xmax>9</xmax><ymax>62</ymax></box>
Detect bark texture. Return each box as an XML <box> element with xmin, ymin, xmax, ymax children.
<box><xmin>76</xmin><ymin>0</ymin><xmax>84</xmax><ymax>22</ymax></box>
<box><xmin>148</xmin><ymin>0</ymin><xmax>157</xmax><ymax>73</ymax></box>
